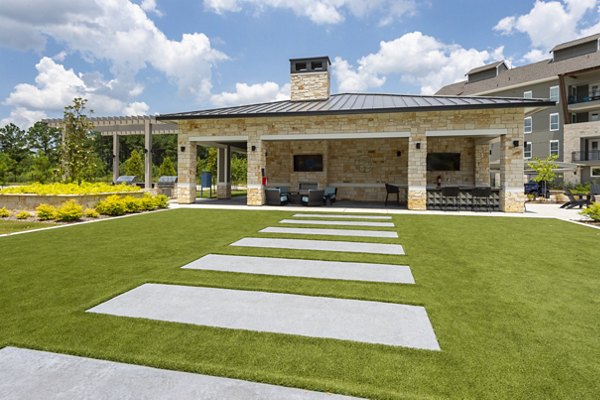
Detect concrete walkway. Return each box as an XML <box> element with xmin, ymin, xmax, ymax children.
<box><xmin>182</xmin><ymin>254</ymin><xmax>415</xmax><ymax>283</ymax></box>
<box><xmin>88</xmin><ymin>284</ymin><xmax>440</xmax><ymax>350</ymax></box>
<box><xmin>0</xmin><ymin>347</ymin><xmax>362</xmax><ymax>400</ymax></box>
<box><xmin>260</xmin><ymin>226</ymin><xmax>398</xmax><ymax>238</ymax></box>
<box><xmin>230</xmin><ymin>237</ymin><xmax>405</xmax><ymax>255</ymax></box>
<box><xmin>280</xmin><ymin>219</ymin><xmax>395</xmax><ymax>227</ymax></box>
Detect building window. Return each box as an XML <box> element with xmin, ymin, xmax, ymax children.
<box><xmin>550</xmin><ymin>140</ymin><xmax>559</xmax><ymax>157</ymax></box>
<box><xmin>549</xmin><ymin>113</ymin><xmax>559</xmax><ymax>131</ymax></box>
<box><xmin>549</xmin><ymin>86</ymin><xmax>559</xmax><ymax>103</ymax></box>
<box><xmin>524</xmin><ymin>116</ymin><xmax>532</xmax><ymax>133</ymax></box>
<box><xmin>524</xmin><ymin>142</ymin><xmax>532</xmax><ymax>159</ymax></box>
<box><xmin>591</xmin><ymin>112</ymin><xmax>599</xmax><ymax>121</ymax></box>
<box><xmin>591</xmin><ymin>167</ymin><xmax>600</xmax><ymax>177</ymax></box>
<box><xmin>523</xmin><ymin>90</ymin><xmax>533</xmax><ymax>99</ymax></box>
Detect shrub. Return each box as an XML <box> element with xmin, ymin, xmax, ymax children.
<box><xmin>0</xmin><ymin>207</ymin><xmax>10</xmax><ymax>218</ymax></box>
<box><xmin>139</xmin><ymin>193</ymin><xmax>158</xmax><ymax>211</ymax></box>
<box><xmin>96</xmin><ymin>195</ymin><xmax>127</xmax><ymax>216</ymax></box>
<box><xmin>0</xmin><ymin>182</ymin><xmax>140</xmax><ymax>195</ymax></box>
<box><xmin>36</xmin><ymin>203</ymin><xmax>58</xmax><ymax>221</ymax></box>
<box><xmin>84</xmin><ymin>208</ymin><xmax>99</xmax><ymax>218</ymax></box>
<box><xmin>153</xmin><ymin>194</ymin><xmax>169</xmax><ymax>209</ymax></box>
<box><xmin>123</xmin><ymin>195</ymin><xmax>143</xmax><ymax>213</ymax></box>
<box><xmin>15</xmin><ymin>211</ymin><xmax>31</xmax><ymax>219</ymax></box>
<box><xmin>581</xmin><ymin>202</ymin><xmax>600</xmax><ymax>222</ymax></box>
<box><xmin>56</xmin><ymin>200</ymin><xmax>84</xmax><ymax>222</ymax></box>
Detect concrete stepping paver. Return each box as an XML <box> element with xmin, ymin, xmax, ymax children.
<box><xmin>280</xmin><ymin>219</ymin><xmax>395</xmax><ymax>227</ymax></box>
<box><xmin>87</xmin><ymin>284</ymin><xmax>440</xmax><ymax>350</ymax></box>
<box><xmin>293</xmin><ymin>213</ymin><xmax>392</xmax><ymax>220</ymax></box>
<box><xmin>182</xmin><ymin>254</ymin><xmax>415</xmax><ymax>283</ymax></box>
<box><xmin>0</xmin><ymin>347</ymin><xmax>362</xmax><ymax>400</ymax></box>
<box><xmin>261</xmin><ymin>226</ymin><xmax>398</xmax><ymax>238</ymax></box>
<box><xmin>230</xmin><ymin>237</ymin><xmax>405</xmax><ymax>255</ymax></box>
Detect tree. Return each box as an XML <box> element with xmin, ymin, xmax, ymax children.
<box><xmin>197</xmin><ymin>147</ymin><xmax>217</xmax><ymax>184</ymax></box>
<box><xmin>528</xmin><ymin>154</ymin><xmax>558</xmax><ymax>197</ymax></box>
<box><xmin>0</xmin><ymin>153</ymin><xmax>15</xmax><ymax>186</ymax></box>
<box><xmin>0</xmin><ymin>123</ymin><xmax>30</xmax><ymax>180</ymax></box>
<box><xmin>30</xmin><ymin>152</ymin><xmax>53</xmax><ymax>183</ymax></box>
<box><xmin>60</xmin><ymin>98</ymin><xmax>99</xmax><ymax>183</ymax></box>
<box><xmin>122</xmin><ymin>149</ymin><xmax>144</xmax><ymax>178</ymax></box>
<box><xmin>230</xmin><ymin>153</ymin><xmax>247</xmax><ymax>185</ymax></box>
<box><xmin>27</xmin><ymin>121</ymin><xmax>61</xmax><ymax>162</ymax></box>
<box><xmin>158</xmin><ymin>156</ymin><xmax>176</xmax><ymax>176</ymax></box>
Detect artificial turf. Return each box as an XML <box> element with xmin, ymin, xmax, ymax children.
<box><xmin>0</xmin><ymin>220</ymin><xmax>57</xmax><ymax>235</ymax></box>
<box><xmin>0</xmin><ymin>209</ymin><xmax>598</xmax><ymax>399</ymax></box>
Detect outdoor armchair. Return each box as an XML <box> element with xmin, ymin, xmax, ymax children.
<box><xmin>301</xmin><ymin>189</ymin><xmax>325</xmax><ymax>206</ymax></box>
<box><xmin>265</xmin><ymin>188</ymin><xmax>288</xmax><ymax>206</ymax></box>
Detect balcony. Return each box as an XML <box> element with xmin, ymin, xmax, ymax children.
<box><xmin>568</xmin><ymin>96</ymin><xmax>600</xmax><ymax>112</ymax></box>
<box><xmin>572</xmin><ymin>150</ymin><xmax>600</xmax><ymax>162</ymax></box>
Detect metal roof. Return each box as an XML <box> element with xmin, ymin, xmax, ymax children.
<box><xmin>157</xmin><ymin>93</ymin><xmax>553</xmax><ymax>121</ymax></box>
<box><xmin>551</xmin><ymin>33</ymin><xmax>600</xmax><ymax>52</ymax></box>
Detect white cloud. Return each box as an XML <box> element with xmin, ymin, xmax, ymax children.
<box><xmin>140</xmin><ymin>0</ymin><xmax>163</xmax><ymax>16</ymax></box>
<box><xmin>3</xmin><ymin>57</ymin><xmax>148</xmax><ymax>121</ymax></box>
<box><xmin>211</xmin><ymin>82</ymin><xmax>290</xmax><ymax>107</ymax></box>
<box><xmin>494</xmin><ymin>0</ymin><xmax>599</xmax><ymax>56</ymax></box>
<box><xmin>0</xmin><ymin>0</ymin><xmax>226</xmax><ymax>101</ymax></box>
<box><xmin>123</xmin><ymin>101</ymin><xmax>150</xmax><ymax>115</ymax></box>
<box><xmin>0</xmin><ymin>107</ymin><xmax>47</xmax><ymax>129</ymax></box>
<box><xmin>203</xmin><ymin>0</ymin><xmax>417</xmax><ymax>25</ymax></box>
<box><xmin>333</xmin><ymin>32</ymin><xmax>502</xmax><ymax>95</ymax></box>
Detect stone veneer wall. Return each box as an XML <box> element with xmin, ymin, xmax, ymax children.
<box><xmin>176</xmin><ymin>107</ymin><xmax>524</xmax><ymax>211</ymax></box>
<box><xmin>290</xmin><ymin>72</ymin><xmax>330</xmax><ymax>101</ymax></box>
<box><xmin>426</xmin><ymin>137</ymin><xmax>475</xmax><ymax>186</ymax></box>
<box><xmin>564</xmin><ymin>121</ymin><xmax>600</xmax><ymax>184</ymax></box>
<box><xmin>266</xmin><ymin>138</ymin><xmax>408</xmax><ymax>202</ymax></box>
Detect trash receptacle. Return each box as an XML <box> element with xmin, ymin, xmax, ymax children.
<box><xmin>200</xmin><ymin>172</ymin><xmax>212</xmax><ymax>198</ymax></box>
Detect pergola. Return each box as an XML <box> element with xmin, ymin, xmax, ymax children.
<box><xmin>44</xmin><ymin>116</ymin><xmax>178</xmax><ymax>188</ymax></box>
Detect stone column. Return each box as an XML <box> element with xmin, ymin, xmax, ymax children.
<box><xmin>475</xmin><ymin>142</ymin><xmax>491</xmax><ymax>187</ymax></box>
<box><xmin>407</xmin><ymin>131</ymin><xmax>427</xmax><ymax>210</ymax></box>
<box><xmin>176</xmin><ymin>139</ymin><xmax>197</xmax><ymax>204</ymax></box>
<box><xmin>144</xmin><ymin>120</ymin><xmax>153</xmax><ymax>190</ymax></box>
<box><xmin>499</xmin><ymin>131</ymin><xmax>525</xmax><ymax>212</ymax></box>
<box><xmin>247</xmin><ymin>133</ymin><xmax>266</xmax><ymax>206</ymax></box>
<box><xmin>112</xmin><ymin>133</ymin><xmax>120</xmax><ymax>184</ymax></box>
<box><xmin>217</xmin><ymin>145</ymin><xmax>232</xmax><ymax>199</ymax></box>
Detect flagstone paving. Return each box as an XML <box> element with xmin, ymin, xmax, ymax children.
<box><xmin>0</xmin><ymin>347</ymin><xmax>362</xmax><ymax>400</ymax></box>
<box><xmin>230</xmin><ymin>237</ymin><xmax>405</xmax><ymax>255</ymax></box>
<box><xmin>293</xmin><ymin>214</ymin><xmax>392</xmax><ymax>220</ymax></box>
<box><xmin>280</xmin><ymin>219</ymin><xmax>395</xmax><ymax>227</ymax></box>
<box><xmin>87</xmin><ymin>284</ymin><xmax>439</xmax><ymax>350</ymax></box>
<box><xmin>260</xmin><ymin>226</ymin><xmax>398</xmax><ymax>238</ymax></box>
<box><xmin>182</xmin><ymin>254</ymin><xmax>415</xmax><ymax>283</ymax></box>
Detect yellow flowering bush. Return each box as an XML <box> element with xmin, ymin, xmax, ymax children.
<box><xmin>56</xmin><ymin>200</ymin><xmax>84</xmax><ymax>222</ymax></box>
<box><xmin>36</xmin><ymin>204</ymin><xmax>58</xmax><ymax>221</ymax></box>
<box><xmin>84</xmin><ymin>208</ymin><xmax>100</xmax><ymax>218</ymax></box>
<box><xmin>0</xmin><ymin>182</ymin><xmax>140</xmax><ymax>195</ymax></box>
<box><xmin>15</xmin><ymin>211</ymin><xmax>32</xmax><ymax>219</ymax></box>
<box><xmin>96</xmin><ymin>194</ymin><xmax>168</xmax><ymax>216</ymax></box>
<box><xmin>0</xmin><ymin>207</ymin><xmax>10</xmax><ymax>218</ymax></box>
<box><xmin>581</xmin><ymin>202</ymin><xmax>600</xmax><ymax>222</ymax></box>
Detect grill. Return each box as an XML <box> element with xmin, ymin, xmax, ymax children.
<box><xmin>157</xmin><ymin>176</ymin><xmax>177</xmax><ymax>197</ymax></box>
<box><xmin>115</xmin><ymin>175</ymin><xmax>137</xmax><ymax>185</ymax></box>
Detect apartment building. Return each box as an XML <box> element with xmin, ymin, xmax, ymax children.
<box><xmin>436</xmin><ymin>33</ymin><xmax>600</xmax><ymax>184</ymax></box>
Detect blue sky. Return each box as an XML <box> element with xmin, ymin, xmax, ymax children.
<box><xmin>0</xmin><ymin>0</ymin><xmax>599</xmax><ymax>128</ymax></box>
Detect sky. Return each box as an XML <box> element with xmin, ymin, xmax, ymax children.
<box><xmin>0</xmin><ymin>0</ymin><xmax>599</xmax><ymax>128</ymax></box>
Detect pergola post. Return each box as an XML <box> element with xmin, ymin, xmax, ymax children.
<box><xmin>144</xmin><ymin>120</ymin><xmax>153</xmax><ymax>189</ymax></box>
<box><xmin>475</xmin><ymin>142</ymin><xmax>491</xmax><ymax>187</ymax></box>
<box><xmin>112</xmin><ymin>133</ymin><xmax>120</xmax><ymax>184</ymax></box>
<box><xmin>247</xmin><ymin>134</ymin><xmax>266</xmax><ymax>205</ymax></box>
<box><xmin>217</xmin><ymin>145</ymin><xmax>232</xmax><ymax>199</ymax></box>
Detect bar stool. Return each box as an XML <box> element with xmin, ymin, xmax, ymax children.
<box><xmin>471</xmin><ymin>187</ymin><xmax>492</xmax><ymax>211</ymax></box>
<box><xmin>441</xmin><ymin>186</ymin><xmax>460</xmax><ymax>211</ymax></box>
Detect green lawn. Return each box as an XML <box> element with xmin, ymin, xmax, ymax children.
<box><xmin>0</xmin><ymin>209</ymin><xmax>598</xmax><ymax>399</ymax></box>
<box><xmin>0</xmin><ymin>220</ymin><xmax>57</xmax><ymax>235</ymax></box>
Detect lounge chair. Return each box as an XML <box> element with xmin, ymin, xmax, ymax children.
<box><xmin>301</xmin><ymin>189</ymin><xmax>325</xmax><ymax>206</ymax></box>
<box><xmin>265</xmin><ymin>188</ymin><xmax>288</xmax><ymax>206</ymax></box>
<box><xmin>385</xmin><ymin>183</ymin><xmax>399</xmax><ymax>206</ymax></box>
<box><xmin>560</xmin><ymin>190</ymin><xmax>590</xmax><ymax>209</ymax></box>
<box><xmin>323</xmin><ymin>186</ymin><xmax>337</xmax><ymax>205</ymax></box>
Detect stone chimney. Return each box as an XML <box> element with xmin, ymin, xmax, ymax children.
<box><xmin>289</xmin><ymin>56</ymin><xmax>331</xmax><ymax>101</ymax></box>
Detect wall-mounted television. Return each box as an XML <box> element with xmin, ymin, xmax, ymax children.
<box><xmin>293</xmin><ymin>154</ymin><xmax>323</xmax><ymax>172</ymax></box>
<box><xmin>426</xmin><ymin>153</ymin><xmax>460</xmax><ymax>171</ymax></box>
